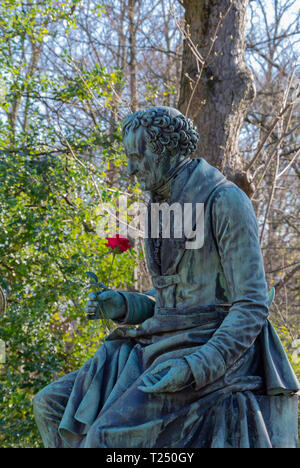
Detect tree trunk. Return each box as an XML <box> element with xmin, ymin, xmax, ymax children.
<box><xmin>178</xmin><ymin>0</ymin><xmax>256</xmax><ymax>196</ymax></box>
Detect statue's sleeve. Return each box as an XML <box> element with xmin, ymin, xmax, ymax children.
<box><xmin>185</xmin><ymin>186</ymin><xmax>269</xmax><ymax>390</ymax></box>
<box><xmin>114</xmin><ymin>289</ymin><xmax>156</xmax><ymax>325</ymax></box>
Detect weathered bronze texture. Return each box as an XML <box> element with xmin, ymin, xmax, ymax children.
<box><xmin>34</xmin><ymin>107</ymin><xmax>299</xmax><ymax>448</ymax></box>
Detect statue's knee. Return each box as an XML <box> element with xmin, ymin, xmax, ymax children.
<box><xmin>33</xmin><ymin>389</ymin><xmax>46</xmax><ymax>412</ymax></box>
<box><xmin>33</xmin><ymin>386</ymin><xmax>53</xmax><ymax>415</ymax></box>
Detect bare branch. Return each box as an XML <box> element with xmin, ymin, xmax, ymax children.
<box><xmin>259</xmin><ymin>149</ymin><xmax>280</xmax><ymax>245</ymax></box>
<box><xmin>246</xmin><ymin>101</ymin><xmax>294</xmax><ymax>172</ymax></box>
<box><xmin>274</xmin><ymin>264</ymin><xmax>300</xmax><ymax>292</ymax></box>
<box><xmin>276</xmin><ymin>147</ymin><xmax>300</xmax><ymax>179</ymax></box>
<box><xmin>267</xmin><ymin>261</ymin><xmax>300</xmax><ymax>274</ymax></box>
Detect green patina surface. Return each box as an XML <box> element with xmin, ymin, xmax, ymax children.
<box><xmin>33</xmin><ymin>107</ymin><xmax>299</xmax><ymax>448</ymax></box>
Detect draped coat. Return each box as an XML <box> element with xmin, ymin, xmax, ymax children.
<box><xmin>34</xmin><ymin>158</ymin><xmax>299</xmax><ymax>448</ymax></box>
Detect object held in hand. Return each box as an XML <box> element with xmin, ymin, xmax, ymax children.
<box><xmin>85</xmin><ymin>271</ymin><xmax>109</xmax><ymax>321</ymax></box>
<box><xmin>105</xmin><ymin>234</ymin><xmax>132</xmax><ymax>253</ymax></box>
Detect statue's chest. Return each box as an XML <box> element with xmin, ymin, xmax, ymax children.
<box><xmin>146</xmin><ymin>236</ymin><xmax>187</xmax><ymax>277</ymax></box>
<box><xmin>145</xmin><ymin>203</ymin><xmax>188</xmax><ymax>276</ymax></box>
<box><xmin>145</xmin><ymin>203</ymin><xmax>217</xmax><ymax>279</ymax></box>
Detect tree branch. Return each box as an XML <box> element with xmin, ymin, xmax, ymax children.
<box><xmin>274</xmin><ymin>264</ymin><xmax>300</xmax><ymax>292</ymax></box>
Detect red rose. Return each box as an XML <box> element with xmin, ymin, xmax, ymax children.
<box><xmin>105</xmin><ymin>234</ymin><xmax>132</xmax><ymax>253</ymax></box>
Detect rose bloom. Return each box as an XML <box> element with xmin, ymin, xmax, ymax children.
<box><xmin>105</xmin><ymin>234</ymin><xmax>132</xmax><ymax>253</ymax></box>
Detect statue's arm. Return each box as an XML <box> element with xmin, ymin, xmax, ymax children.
<box><xmin>114</xmin><ymin>288</ymin><xmax>156</xmax><ymax>325</ymax></box>
<box><xmin>185</xmin><ymin>186</ymin><xmax>269</xmax><ymax>390</ymax></box>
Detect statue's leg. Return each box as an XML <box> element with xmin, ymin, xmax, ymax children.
<box><xmin>84</xmin><ymin>375</ymin><xmax>154</xmax><ymax>448</ymax></box>
<box><xmin>83</xmin><ymin>365</ymin><xmax>196</xmax><ymax>448</ymax></box>
<box><xmin>33</xmin><ymin>370</ymin><xmax>78</xmax><ymax>448</ymax></box>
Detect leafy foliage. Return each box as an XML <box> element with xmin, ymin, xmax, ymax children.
<box><xmin>0</xmin><ymin>0</ymin><xmax>136</xmax><ymax>448</ymax></box>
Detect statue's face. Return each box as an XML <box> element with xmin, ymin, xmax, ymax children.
<box><xmin>123</xmin><ymin>126</ymin><xmax>169</xmax><ymax>191</ymax></box>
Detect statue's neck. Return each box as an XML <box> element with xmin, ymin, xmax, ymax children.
<box><xmin>151</xmin><ymin>157</ymin><xmax>192</xmax><ymax>202</ymax></box>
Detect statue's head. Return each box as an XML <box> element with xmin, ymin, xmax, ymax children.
<box><xmin>122</xmin><ymin>106</ymin><xmax>199</xmax><ymax>191</ymax></box>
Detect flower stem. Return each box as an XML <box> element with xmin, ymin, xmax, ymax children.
<box><xmin>106</xmin><ymin>251</ymin><xmax>116</xmax><ymax>290</ymax></box>
<box><xmin>99</xmin><ymin>252</ymin><xmax>116</xmax><ymax>333</ymax></box>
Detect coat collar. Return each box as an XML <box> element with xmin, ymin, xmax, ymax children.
<box><xmin>145</xmin><ymin>158</ymin><xmax>227</xmax><ymax>276</ymax></box>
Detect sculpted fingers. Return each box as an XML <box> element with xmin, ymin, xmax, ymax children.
<box><xmin>88</xmin><ymin>292</ymin><xmax>97</xmax><ymax>300</ymax></box>
<box><xmin>151</xmin><ymin>361</ymin><xmax>173</xmax><ymax>376</ymax></box>
<box><xmin>140</xmin><ymin>373</ymin><xmax>160</xmax><ymax>388</ymax></box>
<box><xmin>96</xmin><ymin>290</ymin><xmax>116</xmax><ymax>305</ymax></box>
<box><xmin>138</xmin><ymin>378</ymin><xmax>169</xmax><ymax>393</ymax></box>
<box><xmin>85</xmin><ymin>292</ymin><xmax>102</xmax><ymax>319</ymax></box>
<box><xmin>138</xmin><ymin>359</ymin><xmax>191</xmax><ymax>393</ymax></box>
<box><xmin>138</xmin><ymin>365</ymin><xmax>173</xmax><ymax>393</ymax></box>
<box><xmin>85</xmin><ymin>299</ymin><xmax>99</xmax><ymax>312</ymax></box>
<box><xmin>86</xmin><ymin>290</ymin><xmax>126</xmax><ymax>321</ymax></box>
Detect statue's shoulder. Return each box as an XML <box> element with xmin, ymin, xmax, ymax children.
<box><xmin>210</xmin><ymin>182</ymin><xmax>256</xmax><ymax>226</ymax></box>
<box><xmin>211</xmin><ymin>181</ymin><xmax>251</xmax><ymax>205</ymax></box>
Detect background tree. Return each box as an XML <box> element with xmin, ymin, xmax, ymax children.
<box><xmin>177</xmin><ymin>0</ymin><xmax>299</xmax><ymax>361</ymax></box>
<box><xmin>178</xmin><ymin>0</ymin><xmax>256</xmax><ymax>196</ymax></box>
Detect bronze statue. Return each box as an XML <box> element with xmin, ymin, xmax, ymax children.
<box><xmin>34</xmin><ymin>107</ymin><xmax>299</xmax><ymax>448</ymax></box>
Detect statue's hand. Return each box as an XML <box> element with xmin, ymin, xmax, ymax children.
<box><xmin>138</xmin><ymin>358</ymin><xmax>193</xmax><ymax>393</ymax></box>
<box><xmin>85</xmin><ymin>290</ymin><xmax>126</xmax><ymax>321</ymax></box>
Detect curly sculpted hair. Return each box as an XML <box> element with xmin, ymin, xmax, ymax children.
<box><xmin>122</xmin><ymin>107</ymin><xmax>199</xmax><ymax>158</ymax></box>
